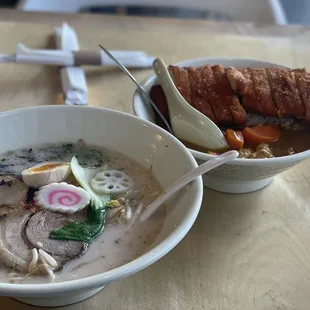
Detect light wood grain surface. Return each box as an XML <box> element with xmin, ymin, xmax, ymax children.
<box><xmin>1</xmin><ymin>10</ymin><xmax>310</xmax><ymax>310</ymax></box>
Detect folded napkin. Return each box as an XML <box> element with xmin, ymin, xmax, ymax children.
<box><xmin>14</xmin><ymin>44</ymin><xmax>155</xmax><ymax>67</ymax></box>
<box><xmin>55</xmin><ymin>23</ymin><xmax>88</xmax><ymax>106</ymax></box>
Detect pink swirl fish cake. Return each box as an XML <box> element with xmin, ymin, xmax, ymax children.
<box><xmin>34</xmin><ymin>182</ymin><xmax>90</xmax><ymax>214</ymax></box>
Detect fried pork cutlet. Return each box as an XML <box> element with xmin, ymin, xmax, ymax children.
<box><xmin>266</xmin><ymin>67</ymin><xmax>304</xmax><ymax>118</ymax></box>
<box><xmin>226</xmin><ymin>66</ymin><xmax>247</xmax><ymax>95</ymax></box>
<box><xmin>166</xmin><ymin>64</ymin><xmax>310</xmax><ymax>125</ymax></box>
<box><xmin>251</xmin><ymin>68</ymin><xmax>278</xmax><ymax>117</ymax></box>
<box><xmin>200</xmin><ymin>65</ymin><xmax>233</xmax><ymax>124</ymax></box>
<box><xmin>239</xmin><ymin>68</ymin><xmax>262</xmax><ymax>115</ymax></box>
<box><xmin>211</xmin><ymin>65</ymin><xmax>247</xmax><ymax>125</ymax></box>
<box><xmin>294</xmin><ymin>71</ymin><xmax>310</xmax><ymax>119</ymax></box>
<box><xmin>186</xmin><ymin>67</ymin><xmax>216</xmax><ymax>122</ymax></box>
<box><xmin>168</xmin><ymin>65</ymin><xmax>191</xmax><ymax>104</ymax></box>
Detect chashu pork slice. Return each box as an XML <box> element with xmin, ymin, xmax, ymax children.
<box><xmin>0</xmin><ymin>175</ymin><xmax>28</xmax><ymax>209</ymax></box>
<box><xmin>0</xmin><ymin>209</ymin><xmax>32</xmax><ymax>272</ymax></box>
<box><xmin>25</xmin><ymin>210</ymin><xmax>87</xmax><ymax>269</ymax></box>
<box><xmin>0</xmin><ymin>209</ymin><xmax>86</xmax><ymax>273</ymax></box>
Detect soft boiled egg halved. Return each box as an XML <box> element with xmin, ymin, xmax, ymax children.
<box><xmin>22</xmin><ymin>162</ymin><xmax>71</xmax><ymax>188</ymax></box>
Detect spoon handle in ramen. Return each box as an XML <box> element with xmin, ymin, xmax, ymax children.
<box><xmin>140</xmin><ymin>150</ymin><xmax>239</xmax><ymax>221</ymax></box>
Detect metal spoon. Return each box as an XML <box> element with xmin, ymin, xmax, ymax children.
<box><xmin>153</xmin><ymin>58</ymin><xmax>228</xmax><ymax>151</ymax></box>
<box><xmin>140</xmin><ymin>150</ymin><xmax>238</xmax><ymax>221</ymax></box>
<box><xmin>99</xmin><ymin>45</ymin><xmax>173</xmax><ymax>134</ymax></box>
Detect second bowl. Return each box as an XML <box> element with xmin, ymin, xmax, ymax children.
<box><xmin>133</xmin><ymin>57</ymin><xmax>310</xmax><ymax>194</ymax></box>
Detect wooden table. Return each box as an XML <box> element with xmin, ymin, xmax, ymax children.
<box><xmin>1</xmin><ymin>9</ymin><xmax>310</xmax><ymax>310</ymax></box>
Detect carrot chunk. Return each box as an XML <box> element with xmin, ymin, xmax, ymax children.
<box><xmin>225</xmin><ymin>129</ymin><xmax>244</xmax><ymax>150</ymax></box>
<box><xmin>242</xmin><ymin>124</ymin><xmax>281</xmax><ymax>144</ymax></box>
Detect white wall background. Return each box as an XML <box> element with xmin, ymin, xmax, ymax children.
<box><xmin>281</xmin><ymin>0</ymin><xmax>310</xmax><ymax>24</ymax></box>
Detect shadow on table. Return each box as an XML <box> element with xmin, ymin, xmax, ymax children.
<box><xmin>79</xmin><ymin>5</ymin><xmax>232</xmax><ymax>21</ymax></box>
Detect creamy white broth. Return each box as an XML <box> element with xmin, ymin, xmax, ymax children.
<box><xmin>0</xmin><ymin>142</ymin><xmax>166</xmax><ymax>284</ymax></box>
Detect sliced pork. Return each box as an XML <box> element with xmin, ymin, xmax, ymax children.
<box><xmin>186</xmin><ymin>67</ymin><xmax>216</xmax><ymax>122</ymax></box>
<box><xmin>266</xmin><ymin>67</ymin><xmax>304</xmax><ymax>118</ymax></box>
<box><xmin>0</xmin><ymin>175</ymin><xmax>28</xmax><ymax>208</ymax></box>
<box><xmin>0</xmin><ymin>209</ymin><xmax>32</xmax><ymax>272</ymax></box>
<box><xmin>25</xmin><ymin>211</ymin><xmax>86</xmax><ymax>268</ymax></box>
<box><xmin>238</xmin><ymin>68</ymin><xmax>263</xmax><ymax>115</ymax></box>
<box><xmin>226</xmin><ymin>66</ymin><xmax>247</xmax><ymax>95</ymax></box>
<box><xmin>251</xmin><ymin>68</ymin><xmax>278</xmax><ymax>117</ymax></box>
<box><xmin>154</xmin><ymin>64</ymin><xmax>310</xmax><ymax>126</ymax></box>
<box><xmin>201</xmin><ymin>65</ymin><xmax>233</xmax><ymax>124</ymax></box>
<box><xmin>212</xmin><ymin>65</ymin><xmax>247</xmax><ymax>125</ymax></box>
<box><xmin>168</xmin><ymin>65</ymin><xmax>191</xmax><ymax>104</ymax></box>
<box><xmin>294</xmin><ymin>72</ymin><xmax>310</xmax><ymax>119</ymax></box>
<box><xmin>0</xmin><ymin>209</ymin><xmax>86</xmax><ymax>273</ymax></box>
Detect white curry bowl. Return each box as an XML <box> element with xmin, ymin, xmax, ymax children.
<box><xmin>0</xmin><ymin>106</ymin><xmax>203</xmax><ymax>307</ymax></box>
<box><xmin>133</xmin><ymin>57</ymin><xmax>310</xmax><ymax>194</ymax></box>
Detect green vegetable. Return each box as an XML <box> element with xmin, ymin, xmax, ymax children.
<box><xmin>50</xmin><ymin>156</ymin><xmax>111</xmax><ymax>244</ymax></box>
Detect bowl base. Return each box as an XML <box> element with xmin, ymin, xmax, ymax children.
<box><xmin>14</xmin><ymin>286</ymin><xmax>104</xmax><ymax>307</ymax></box>
<box><xmin>203</xmin><ymin>176</ymin><xmax>273</xmax><ymax>194</ymax></box>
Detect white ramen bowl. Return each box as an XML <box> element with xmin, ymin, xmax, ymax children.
<box><xmin>0</xmin><ymin>106</ymin><xmax>203</xmax><ymax>307</ymax></box>
<box><xmin>133</xmin><ymin>57</ymin><xmax>310</xmax><ymax>194</ymax></box>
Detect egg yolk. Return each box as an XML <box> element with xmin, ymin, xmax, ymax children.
<box><xmin>31</xmin><ymin>163</ymin><xmax>65</xmax><ymax>172</ymax></box>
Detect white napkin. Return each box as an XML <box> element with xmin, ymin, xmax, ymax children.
<box><xmin>14</xmin><ymin>44</ymin><xmax>155</xmax><ymax>67</ymax></box>
<box><xmin>55</xmin><ymin>23</ymin><xmax>88</xmax><ymax>106</ymax></box>
<box><xmin>15</xmin><ymin>44</ymin><xmax>74</xmax><ymax>65</ymax></box>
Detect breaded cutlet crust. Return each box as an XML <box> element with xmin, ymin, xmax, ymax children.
<box><xmin>251</xmin><ymin>68</ymin><xmax>278</xmax><ymax>117</ymax></box>
<box><xmin>200</xmin><ymin>65</ymin><xmax>233</xmax><ymax>124</ymax></box>
<box><xmin>295</xmin><ymin>72</ymin><xmax>310</xmax><ymax>120</ymax></box>
<box><xmin>239</xmin><ymin>68</ymin><xmax>263</xmax><ymax>114</ymax></box>
<box><xmin>291</xmin><ymin>68</ymin><xmax>306</xmax><ymax>74</ymax></box>
<box><xmin>168</xmin><ymin>65</ymin><xmax>191</xmax><ymax>104</ymax></box>
<box><xmin>212</xmin><ymin>65</ymin><xmax>247</xmax><ymax>125</ymax></box>
<box><xmin>167</xmin><ymin>64</ymin><xmax>310</xmax><ymax>124</ymax></box>
<box><xmin>186</xmin><ymin>67</ymin><xmax>216</xmax><ymax>122</ymax></box>
<box><xmin>266</xmin><ymin>67</ymin><xmax>304</xmax><ymax>117</ymax></box>
<box><xmin>225</xmin><ymin>66</ymin><xmax>247</xmax><ymax>95</ymax></box>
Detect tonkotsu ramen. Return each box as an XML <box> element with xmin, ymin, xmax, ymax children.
<box><xmin>0</xmin><ymin>139</ymin><xmax>166</xmax><ymax>284</ymax></box>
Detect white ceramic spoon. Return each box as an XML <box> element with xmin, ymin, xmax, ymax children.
<box><xmin>140</xmin><ymin>150</ymin><xmax>238</xmax><ymax>221</ymax></box>
<box><xmin>153</xmin><ymin>58</ymin><xmax>228</xmax><ymax>151</ymax></box>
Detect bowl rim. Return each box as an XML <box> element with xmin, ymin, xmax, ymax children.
<box><xmin>0</xmin><ymin>105</ymin><xmax>203</xmax><ymax>295</ymax></box>
<box><xmin>133</xmin><ymin>56</ymin><xmax>310</xmax><ymax>164</ymax></box>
